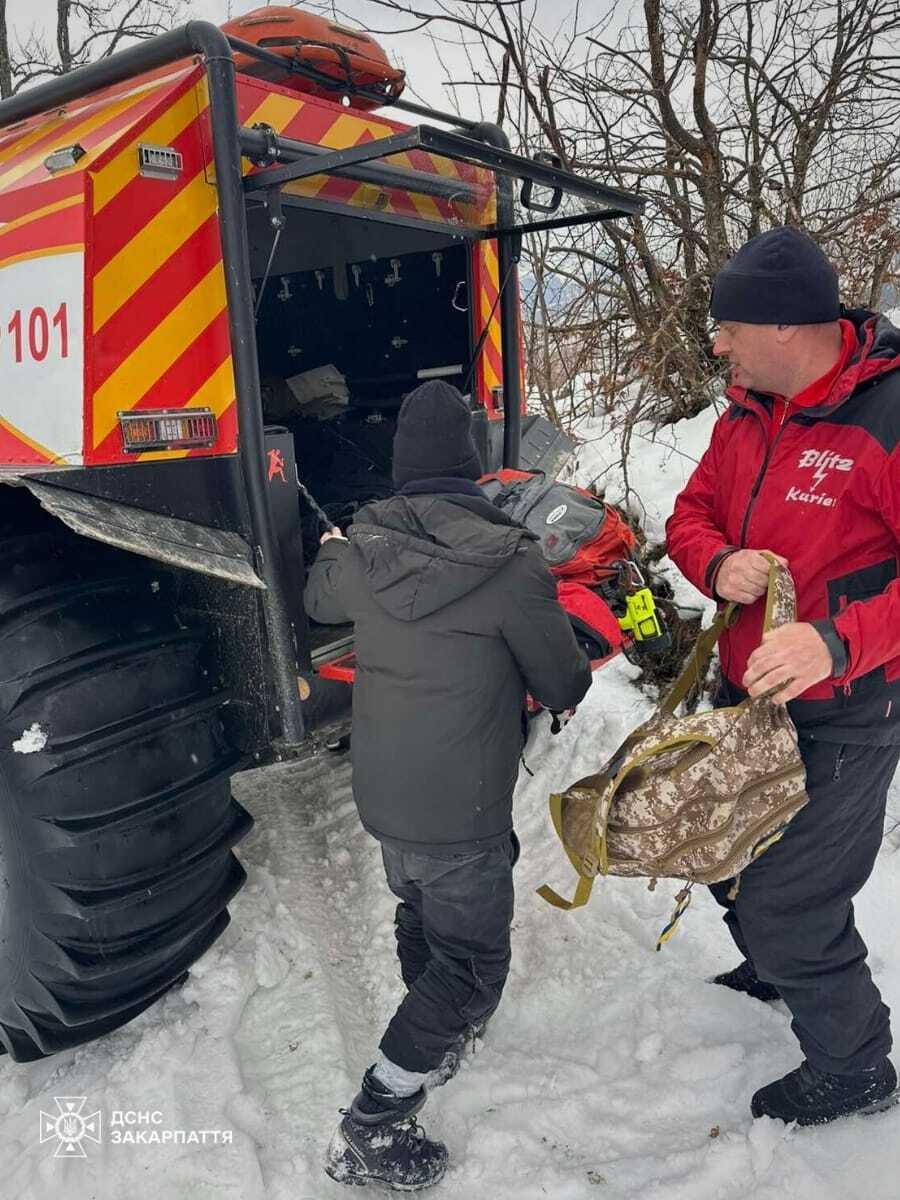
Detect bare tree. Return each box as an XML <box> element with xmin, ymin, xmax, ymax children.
<box><xmin>0</xmin><ymin>1</ymin><xmax>12</xmax><ymax>99</ymax></box>
<box><xmin>343</xmin><ymin>0</ymin><xmax>900</xmax><ymax>427</ymax></box>
<box><xmin>1</xmin><ymin>0</ymin><xmax>181</xmax><ymax>97</ymax></box>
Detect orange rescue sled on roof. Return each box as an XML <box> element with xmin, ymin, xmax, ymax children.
<box><xmin>220</xmin><ymin>6</ymin><xmax>406</xmax><ymax>109</ymax></box>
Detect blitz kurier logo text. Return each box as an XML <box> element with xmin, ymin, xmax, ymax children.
<box><xmin>786</xmin><ymin>449</ymin><xmax>854</xmax><ymax>507</ymax></box>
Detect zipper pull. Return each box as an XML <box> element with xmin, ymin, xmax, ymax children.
<box><xmin>832</xmin><ymin>745</ymin><xmax>846</xmax><ymax>782</ymax></box>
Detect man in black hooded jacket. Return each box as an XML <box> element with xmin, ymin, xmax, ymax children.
<box><xmin>306</xmin><ymin>380</ymin><xmax>591</xmax><ymax>1191</ymax></box>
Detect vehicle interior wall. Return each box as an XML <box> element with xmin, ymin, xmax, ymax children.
<box><xmin>249</xmin><ymin>202</ymin><xmax>478</xmax><ymax>654</ymax></box>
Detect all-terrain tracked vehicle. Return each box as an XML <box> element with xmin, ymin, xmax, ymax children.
<box><xmin>0</xmin><ymin>7</ymin><xmax>644</xmax><ymax>1061</ymax></box>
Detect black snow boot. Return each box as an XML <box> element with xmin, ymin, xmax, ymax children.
<box><xmin>324</xmin><ymin>1067</ymin><xmax>448</xmax><ymax>1190</ymax></box>
<box><xmin>713</xmin><ymin>959</ymin><xmax>780</xmax><ymax>1003</ymax></box>
<box><xmin>751</xmin><ymin>1058</ymin><xmax>899</xmax><ymax>1126</ymax></box>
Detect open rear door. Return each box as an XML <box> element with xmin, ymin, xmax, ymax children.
<box><xmin>241</xmin><ymin>122</ymin><xmax>644</xmax><ymax>238</ymax></box>
<box><xmin>241</xmin><ymin>122</ymin><xmax>645</xmax><ymax>467</ymax></box>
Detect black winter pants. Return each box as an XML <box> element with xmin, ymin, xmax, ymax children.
<box><xmin>378</xmin><ymin>835</ymin><xmax>518</xmax><ymax>1075</ymax></box>
<box><xmin>710</xmin><ymin>733</ymin><xmax>899</xmax><ymax>1074</ymax></box>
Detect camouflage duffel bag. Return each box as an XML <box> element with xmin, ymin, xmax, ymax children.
<box><xmin>538</xmin><ymin>554</ymin><xmax>809</xmax><ymax>946</ymax></box>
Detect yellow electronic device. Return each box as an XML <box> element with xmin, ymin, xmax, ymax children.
<box><xmin>618</xmin><ymin>587</ymin><xmax>665</xmax><ymax>643</ymax></box>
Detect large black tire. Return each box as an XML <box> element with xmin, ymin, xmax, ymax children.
<box><xmin>0</xmin><ymin>495</ymin><xmax>252</xmax><ymax>1061</ymax></box>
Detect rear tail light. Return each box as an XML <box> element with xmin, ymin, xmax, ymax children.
<box><xmin>118</xmin><ymin>409</ymin><xmax>217</xmax><ymax>453</ymax></box>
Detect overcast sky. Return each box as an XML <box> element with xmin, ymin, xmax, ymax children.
<box><xmin>4</xmin><ymin>0</ymin><xmax>540</xmax><ymax>114</ymax></box>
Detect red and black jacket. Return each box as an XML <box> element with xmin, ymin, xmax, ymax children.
<box><xmin>666</xmin><ymin>307</ymin><xmax>900</xmax><ymax>745</ymax></box>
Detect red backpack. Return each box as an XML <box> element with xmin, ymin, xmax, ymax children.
<box><xmin>479</xmin><ymin>470</ymin><xmax>634</xmax><ymax>663</ymax></box>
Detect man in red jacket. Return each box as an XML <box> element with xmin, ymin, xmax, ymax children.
<box><xmin>666</xmin><ymin>226</ymin><xmax>900</xmax><ymax>1126</ymax></box>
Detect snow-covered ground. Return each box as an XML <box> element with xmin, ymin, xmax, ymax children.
<box><xmin>561</xmin><ymin>402</ymin><xmax>722</xmax><ymax>544</ymax></box>
<box><xmin>2</xmin><ymin>410</ymin><xmax>899</xmax><ymax>1199</ymax></box>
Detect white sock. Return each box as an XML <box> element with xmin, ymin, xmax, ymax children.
<box><xmin>372</xmin><ymin>1056</ymin><xmax>428</xmax><ymax>1097</ymax></box>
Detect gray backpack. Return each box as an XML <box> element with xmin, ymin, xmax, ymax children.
<box><xmin>478</xmin><ymin>471</ymin><xmax>607</xmax><ymax>567</ymax></box>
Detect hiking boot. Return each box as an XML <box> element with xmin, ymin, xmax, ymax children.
<box><xmin>324</xmin><ymin>1067</ymin><xmax>448</xmax><ymax>1190</ymax></box>
<box><xmin>712</xmin><ymin>959</ymin><xmax>780</xmax><ymax>1003</ymax></box>
<box><xmin>751</xmin><ymin>1058</ymin><xmax>899</xmax><ymax>1126</ymax></box>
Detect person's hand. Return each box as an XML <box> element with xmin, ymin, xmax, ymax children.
<box><xmin>715</xmin><ymin>549</ymin><xmax>788</xmax><ymax>604</ymax></box>
<box><xmin>320</xmin><ymin>527</ymin><xmax>347</xmax><ymax>545</ymax></box>
<box><xmin>549</xmin><ymin>708</ymin><xmax>576</xmax><ymax>734</ymax></box>
<box><xmin>742</xmin><ymin>622</ymin><xmax>833</xmax><ymax>704</ymax></box>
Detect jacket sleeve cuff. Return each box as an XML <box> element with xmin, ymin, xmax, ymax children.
<box><xmin>317</xmin><ymin>537</ymin><xmax>349</xmax><ymax>561</ymax></box>
<box><xmin>705</xmin><ymin>546</ymin><xmax>739</xmax><ymax>602</ymax></box>
<box><xmin>811</xmin><ymin>618</ymin><xmax>849</xmax><ymax>679</ymax></box>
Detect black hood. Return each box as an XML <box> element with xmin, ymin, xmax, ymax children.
<box><xmin>349</xmin><ymin>493</ymin><xmax>534</xmax><ymax>621</ymax></box>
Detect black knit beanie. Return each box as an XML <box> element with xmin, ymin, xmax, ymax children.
<box><xmin>392</xmin><ymin>380</ymin><xmax>482</xmax><ymax>486</ymax></box>
<box><xmin>710</xmin><ymin>226</ymin><xmax>840</xmax><ymax>325</ymax></box>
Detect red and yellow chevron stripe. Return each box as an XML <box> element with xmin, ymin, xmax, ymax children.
<box><xmin>0</xmin><ymin>64</ymin><xmax>206</xmax><ymax>467</ymax></box>
<box><xmin>473</xmin><ymin>240</ymin><xmax>503</xmax><ymax>410</ymax></box>
<box><xmin>0</xmin><ymin>191</ymin><xmax>82</xmax><ymax>272</ymax></box>
<box><xmin>0</xmin><ymin>416</ymin><xmax>67</xmax><ymax>466</ymax></box>
<box><xmin>0</xmin><ymin>69</ymin><xmax>193</xmax><ymax>210</ymax></box>
<box><xmin>86</xmin><ymin>71</ymin><xmax>501</xmax><ymax>466</ymax></box>
<box><xmin>0</xmin><ymin>162</ymin><xmax>86</xmax><ymax>464</ymax></box>
<box><xmin>86</xmin><ymin>70</ymin><xmax>231</xmax><ymax>464</ymax></box>
<box><xmin>87</xmin><ymin>71</ymin><xmax>354</xmax><ymax>464</ymax></box>
<box><xmin>2</xmin><ymin>55</ymin><xmax>508</xmax><ymax>470</ymax></box>
<box><xmin>472</xmin><ymin>239</ymin><xmax>526</xmax><ymax>415</ymax></box>
<box><xmin>236</xmin><ymin>78</ymin><xmax>497</xmax><ymax>229</ymax></box>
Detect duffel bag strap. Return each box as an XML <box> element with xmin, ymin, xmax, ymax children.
<box><xmin>760</xmin><ymin>551</ymin><xmax>797</xmax><ymax>631</ymax></box>
<box><xmin>659</xmin><ymin>602</ymin><xmax>738</xmax><ymax>715</ymax></box>
<box><xmin>536</xmin><ymin>790</ymin><xmax>604</xmax><ymax>910</ymax></box>
<box><xmin>660</xmin><ymin>554</ymin><xmax>796</xmax><ymax>716</ymax></box>
<box><xmin>536</xmin><ymin>876</ymin><xmax>596</xmax><ymax>910</ymax></box>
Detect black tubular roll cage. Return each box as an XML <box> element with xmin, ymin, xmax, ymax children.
<box><xmin>0</xmin><ymin>22</ymin><xmax>645</xmax><ymax>747</ymax></box>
